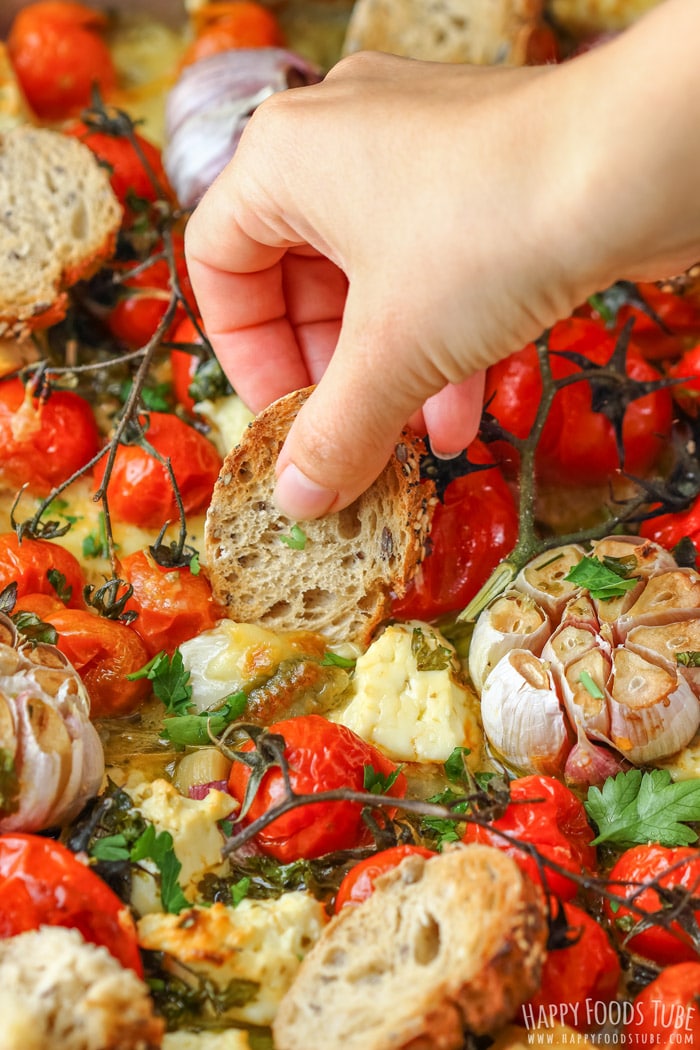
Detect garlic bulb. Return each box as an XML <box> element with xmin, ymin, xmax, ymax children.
<box><xmin>475</xmin><ymin>536</ymin><xmax>700</xmax><ymax>780</ymax></box>
<box><xmin>468</xmin><ymin>591</ymin><xmax>550</xmax><ymax>693</ymax></box>
<box><xmin>0</xmin><ymin>614</ymin><xmax>104</xmax><ymax>831</ymax></box>
<box><xmin>164</xmin><ymin>48</ymin><xmax>322</xmax><ymax>208</ymax></box>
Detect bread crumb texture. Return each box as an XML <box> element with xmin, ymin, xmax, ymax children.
<box><xmin>273</xmin><ymin>845</ymin><xmax>548</xmax><ymax>1050</ymax></box>
<box><xmin>0</xmin><ymin>126</ymin><xmax>121</xmax><ymax>336</ymax></box>
<box><xmin>205</xmin><ymin>388</ymin><xmax>435</xmax><ymax>646</ymax></box>
<box><xmin>0</xmin><ymin>925</ymin><xmax>163</xmax><ymax>1050</ymax></box>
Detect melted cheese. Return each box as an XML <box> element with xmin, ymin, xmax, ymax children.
<box><xmin>193</xmin><ymin>395</ymin><xmax>254</xmax><ymax>459</ymax></box>
<box><xmin>137</xmin><ymin>894</ymin><xmax>328</xmax><ymax>1027</ymax></box>
<box><xmin>163</xmin><ymin>1032</ymin><xmax>250</xmax><ymax>1050</ymax></box>
<box><xmin>331</xmin><ymin>621</ymin><xmax>484</xmax><ymax>764</ymax></box>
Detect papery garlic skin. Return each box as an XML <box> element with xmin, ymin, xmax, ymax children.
<box><xmin>468</xmin><ymin>591</ymin><xmax>550</xmax><ymax>693</ymax></box>
<box><xmin>514</xmin><ymin>544</ymin><xmax>585</xmax><ymax>619</ymax></box>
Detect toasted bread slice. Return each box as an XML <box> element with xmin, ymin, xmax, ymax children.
<box><xmin>273</xmin><ymin>844</ymin><xmax>548</xmax><ymax>1050</ymax></box>
<box><xmin>343</xmin><ymin>0</ymin><xmax>546</xmax><ymax>65</ymax></box>
<box><xmin>547</xmin><ymin>0</ymin><xmax>659</xmax><ymax>36</ymax></box>
<box><xmin>205</xmin><ymin>387</ymin><xmax>435</xmax><ymax>646</ymax></box>
<box><xmin>0</xmin><ymin>126</ymin><xmax>122</xmax><ymax>338</ymax></box>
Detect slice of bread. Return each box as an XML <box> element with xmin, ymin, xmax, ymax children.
<box><xmin>205</xmin><ymin>387</ymin><xmax>435</xmax><ymax>646</ymax></box>
<box><xmin>343</xmin><ymin>0</ymin><xmax>546</xmax><ymax>65</ymax></box>
<box><xmin>0</xmin><ymin>126</ymin><xmax>122</xmax><ymax>338</ymax></box>
<box><xmin>273</xmin><ymin>844</ymin><xmax>548</xmax><ymax>1050</ymax></box>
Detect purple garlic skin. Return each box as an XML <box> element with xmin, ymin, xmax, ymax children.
<box><xmin>164</xmin><ymin>48</ymin><xmax>322</xmax><ymax>209</ymax></box>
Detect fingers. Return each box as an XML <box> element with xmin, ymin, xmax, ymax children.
<box><xmin>422</xmin><ymin>374</ymin><xmax>486</xmax><ymax>457</ymax></box>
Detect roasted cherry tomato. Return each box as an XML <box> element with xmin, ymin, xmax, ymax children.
<box><xmin>605</xmin><ymin>845</ymin><xmax>700</xmax><ymax>966</ymax></box>
<box><xmin>0</xmin><ymin>833</ymin><xmax>142</xmax><ymax>974</ymax></box>
<box><xmin>484</xmin><ymin>317</ymin><xmax>673</xmax><ymax>486</ymax></box>
<box><xmin>228</xmin><ymin>714</ymin><xmax>407</xmax><ymax>862</ymax></box>
<box><xmin>119</xmin><ymin>548</ymin><xmax>225</xmax><ymax>657</ymax></box>
<box><xmin>0</xmin><ymin>534</ymin><xmax>86</xmax><ymax>610</ymax></box>
<box><xmin>667</xmin><ymin>343</ymin><xmax>700</xmax><ymax>417</ymax></box>
<box><xmin>41</xmin><ymin>607</ymin><xmax>151</xmax><ymax>718</ymax></box>
<box><xmin>93</xmin><ymin>412</ymin><xmax>222</xmax><ymax>528</ymax></box>
<box><xmin>170</xmin><ymin>316</ymin><xmax>203</xmax><ymax>413</ymax></box>
<box><xmin>183</xmin><ymin>1</ymin><xmax>284</xmax><ymax>65</ymax></box>
<box><xmin>334</xmin><ymin>845</ymin><xmax>436</xmax><ymax>913</ymax></box>
<box><xmin>7</xmin><ymin>1</ymin><xmax>117</xmax><ymax>121</ymax></box>
<box><xmin>639</xmin><ymin>495</ymin><xmax>700</xmax><ymax>567</ymax></box>
<box><xmin>392</xmin><ymin>440</ymin><xmax>518</xmax><ymax>620</ymax></box>
<box><xmin>609</xmin><ymin>283</ymin><xmax>700</xmax><ymax>360</ymax></box>
<box><xmin>107</xmin><ymin>234</ymin><xmax>196</xmax><ymax>349</ymax></box>
<box><xmin>463</xmin><ymin>775</ymin><xmax>596</xmax><ymax>900</ymax></box>
<box><xmin>625</xmin><ymin>963</ymin><xmax>700</xmax><ymax>1050</ymax></box>
<box><xmin>0</xmin><ymin>378</ymin><xmax>100</xmax><ymax>497</ymax></box>
<box><xmin>520</xmin><ymin>900</ymin><xmax>620</xmax><ymax>1032</ymax></box>
<box><xmin>12</xmin><ymin>592</ymin><xmax>64</xmax><ymax>619</ymax></box>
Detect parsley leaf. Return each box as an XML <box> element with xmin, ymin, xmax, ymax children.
<box><xmin>565</xmin><ymin>556</ymin><xmax>640</xmax><ymax>601</ymax></box>
<box><xmin>585</xmin><ymin>769</ymin><xmax>700</xmax><ymax>848</ymax></box>
<box><xmin>421</xmin><ymin>788</ymin><xmax>468</xmax><ymax>850</ymax></box>
<box><xmin>321</xmin><ymin>651</ymin><xmax>356</xmax><ymax>669</ymax></box>
<box><xmin>127</xmin><ymin>650</ymin><xmax>193</xmax><ymax>714</ymax></box>
<box><xmin>82</xmin><ymin>512</ymin><xmax>112</xmax><ymax>560</ymax></box>
<box><xmin>161</xmin><ymin>692</ymin><xmax>248</xmax><ymax>746</ymax></box>
<box><xmin>131</xmin><ymin>825</ymin><xmax>189</xmax><ymax>913</ymax></box>
<box><xmin>47</xmin><ymin>568</ymin><xmax>72</xmax><ymax>604</ymax></box>
<box><xmin>91</xmin><ymin>833</ymin><xmax>130</xmax><ymax>862</ymax></box>
<box><xmin>444</xmin><ymin>747</ymin><xmax>471</xmax><ymax>784</ymax></box>
<box><xmin>279</xmin><ymin>524</ymin><xmax>307</xmax><ymax>550</ymax></box>
<box><xmin>189</xmin><ymin>551</ymin><xmax>201</xmax><ymax>576</ymax></box>
<box><xmin>363</xmin><ymin>764</ymin><xmax>403</xmax><ymax>795</ymax></box>
<box><xmin>411</xmin><ymin>627</ymin><xmax>452</xmax><ymax>671</ymax></box>
<box><xmin>230</xmin><ymin>876</ymin><xmax>251</xmax><ymax>907</ymax></box>
<box><xmin>677</xmin><ymin>651</ymin><xmax>700</xmax><ymax>668</ymax></box>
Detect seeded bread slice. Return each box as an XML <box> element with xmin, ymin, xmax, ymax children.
<box><xmin>273</xmin><ymin>844</ymin><xmax>548</xmax><ymax>1050</ymax></box>
<box><xmin>205</xmin><ymin>387</ymin><xmax>435</xmax><ymax>646</ymax></box>
<box><xmin>0</xmin><ymin>126</ymin><xmax>122</xmax><ymax>337</ymax></box>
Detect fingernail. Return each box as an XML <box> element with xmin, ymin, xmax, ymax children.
<box><xmin>432</xmin><ymin>448</ymin><xmax>464</xmax><ymax>461</ymax></box>
<box><xmin>274</xmin><ymin>463</ymin><xmax>338</xmax><ymax>520</ymax></box>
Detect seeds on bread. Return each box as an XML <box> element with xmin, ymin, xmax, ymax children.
<box><xmin>0</xmin><ymin>126</ymin><xmax>122</xmax><ymax>337</ymax></box>
<box><xmin>205</xmin><ymin>387</ymin><xmax>435</xmax><ymax>647</ymax></box>
<box><xmin>273</xmin><ymin>844</ymin><xmax>548</xmax><ymax>1050</ymax></box>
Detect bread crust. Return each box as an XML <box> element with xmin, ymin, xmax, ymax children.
<box><xmin>205</xmin><ymin>387</ymin><xmax>435</xmax><ymax>646</ymax></box>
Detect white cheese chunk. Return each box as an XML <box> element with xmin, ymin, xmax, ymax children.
<box><xmin>138</xmin><ymin>894</ymin><xmax>328</xmax><ymax>1027</ymax></box>
<box><xmin>331</xmin><ymin>621</ymin><xmax>483</xmax><ymax>764</ymax></box>
<box><xmin>162</xmin><ymin>1030</ymin><xmax>251</xmax><ymax>1050</ymax></box>
<box><xmin>193</xmin><ymin>394</ymin><xmax>254</xmax><ymax>458</ymax></box>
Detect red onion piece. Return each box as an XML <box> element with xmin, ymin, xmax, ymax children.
<box><xmin>188</xmin><ymin>778</ymin><xmax>230</xmax><ymax>800</ymax></box>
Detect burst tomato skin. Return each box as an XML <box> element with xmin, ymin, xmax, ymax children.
<box><xmin>639</xmin><ymin>496</ymin><xmax>700</xmax><ymax>567</ymax></box>
<box><xmin>183</xmin><ymin>1</ymin><xmax>284</xmax><ymax>65</ymax></box>
<box><xmin>463</xmin><ymin>775</ymin><xmax>596</xmax><ymax>900</ymax></box>
<box><xmin>107</xmin><ymin>235</ymin><xmax>196</xmax><ymax>349</ymax></box>
<box><xmin>605</xmin><ymin>845</ymin><xmax>700</xmax><ymax>966</ymax></box>
<box><xmin>0</xmin><ymin>833</ymin><xmax>142</xmax><ymax>974</ymax></box>
<box><xmin>41</xmin><ymin>607</ymin><xmax>151</xmax><ymax>718</ymax></box>
<box><xmin>65</xmin><ymin>121</ymin><xmax>172</xmax><ymax>213</ymax></box>
<box><xmin>334</xmin><ymin>845</ymin><xmax>436</xmax><ymax>913</ymax></box>
<box><xmin>119</xmin><ymin>548</ymin><xmax>225</xmax><ymax>657</ymax></box>
<box><xmin>7</xmin><ymin>1</ymin><xmax>117</xmax><ymax>121</ymax></box>
<box><xmin>0</xmin><ymin>534</ymin><xmax>86</xmax><ymax>610</ymax></box>
<box><xmin>392</xmin><ymin>440</ymin><xmax>518</xmax><ymax>621</ymax></box>
<box><xmin>484</xmin><ymin>318</ymin><xmax>673</xmax><ymax>486</ymax></box>
<box><xmin>519</xmin><ymin>901</ymin><xmax>620</xmax><ymax>1032</ymax></box>
<box><xmin>93</xmin><ymin>412</ymin><xmax>222</xmax><ymax>528</ymax></box>
<box><xmin>625</xmin><ymin>963</ymin><xmax>700</xmax><ymax>1049</ymax></box>
<box><xmin>228</xmin><ymin>714</ymin><xmax>407</xmax><ymax>862</ymax></box>
<box><xmin>0</xmin><ymin>378</ymin><xmax>100</xmax><ymax>497</ymax></box>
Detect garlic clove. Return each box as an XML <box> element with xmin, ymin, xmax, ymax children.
<box><xmin>559</xmin><ymin>592</ymin><xmax>599</xmax><ymax>629</ymax></box>
<box><xmin>564</xmin><ymin>722</ymin><xmax>628</xmax><ymax>786</ymax></box>
<box><xmin>590</xmin><ymin>535</ymin><xmax>678</xmax><ymax>578</ymax></box>
<box><xmin>626</xmin><ymin>620</ymin><xmax>700</xmax><ymax>691</ymax></box>
<box><xmin>514</xmin><ymin>545</ymin><xmax>586</xmax><ymax>619</ymax></box>
<box><xmin>468</xmin><ymin>591</ymin><xmax>550</xmax><ymax>693</ymax></box>
<box><xmin>541</xmin><ymin>622</ymin><xmax>600</xmax><ymax>671</ymax></box>
<box><xmin>616</xmin><ymin>569</ymin><xmax>700</xmax><ymax>639</ymax></box>
<box><xmin>593</xmin><ymin>581</ymin><xmax>646</xmax><ymax>635</ymax></box>
<box><xmin>607</xmin><ymin>646</ymin><xmax>700</xmax><ymax>764</ymax></box>
<box><xmin>559</xmin><ymin>647</ymin><xmax>612</xmax><ymax>738</ymax></box>
<box><xmin>480</xmin><ymin>649</ymin><xmax>572</xmax><ymax>776</ymax></box>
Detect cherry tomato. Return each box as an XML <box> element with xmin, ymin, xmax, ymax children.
<box><xmin>519</xmin><ymin>901</ymin><xmax>620</xmax><ymax>1032</ymax></box>
<box><xmin>625</xmin><ymin>963</ymin><xmax>700</xmax><ymax>1050</ymax></box>
<box><xmin>484</xmin><ymin>317</ymin><xmax>673</xmax><ymax>486</ymax></box>
<box><xmin>65</xmin><ymin>121</ymin><xmax>172</xmax><ymax>215</ymax></box>
<box><xmin>119</xmin><ymin>548</ymin><xmax>225</xmax><ymax>657</ymax></box>
<box><xmin>639</xmin><ymin>495</ymin><xmax>700</xmax><ymax>567</ymax></box>
<box><xmin>0</xmin><ymin>833</ymin><xmax>142</xmax><ymax>974</ymax></box>
<box><xmin>170</xmin><ymin>316</ymin><xmax>203</xmax><ymax>413</ymax></box>
<box><xmin>0</xmin><ymin>378</ymin><xmax>100</xmax><ymax>497</ymax></box>
<box><xmin>463</xmin><ymin>775</ymin><xmax>596</xmax><ymax>900</ymax></box>
<box><xmin>12</xmin><ymin>592</ymin><xmax>64</xmax><ymax>619</ymax></box>
<box><xmin>93</xmin><ymin>412</ymin><xmax>222</xmax><ymax>528</ymax></box>
<box><xmin>667</xmin><ymin>343</ymin><xmax>700</xmax><ymax>417</ymax></box>
<box><xmin>7</xmin><ymin>1</ymin><xmax>117</xmax><ymax>121</ymax></box>
<box><xmin>334</xmin><ymin>845</ymin><xmax>436</xmax><ymax>913</ymax></box>
<box><xmin>41</xmin><ymin>607</ymin><xmax>151</xmax><ymax>718</ymax></box>
<box><xmin>107</xmin><ymin>234</ymin><xmax>196</xmax><ymax>349</ymax></box>
<box><xmin>392</xmin><ymin>440</ymin><xmax>518</xmax><ymax>620</ymax></box>
<box><xmin>610</xmin><ymin>283</ymin><xmax>700</xmax><ymax>360</ymax></box>
<box><xmin>605</xmin><ymin>845</ymin><xmax>700</xmax><ymax>966</ymax></box>
<box><xmin>0</xmin><ymin>534</ymin><xmax>86</xmax><ymax>610</ymax></box>
<box><xmin>228</xmin><ymin>714</ymin><xmax>407</xmax><ymax>862</ymax></box>
<box><xmin>183</xmin><ymin>2</ymin><xmax>284</xmax><ymax>65</ymax></box>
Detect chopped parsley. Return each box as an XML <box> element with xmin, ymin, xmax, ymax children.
<box><xmin>677</xmin><ymin>651</ymin><xmax>700</xmax><ymax>668</ymax></box>
<box><xmin>363</xmin><ymin>763</ymin><xmax>403</xmax><ymax>795</ymax></box>
<box><xmin>321</xmin><ymin>651</ymin><xmax>357</xmax><ymax>669</ymax></box>
<box><xmin>279</xmin><ymin>524</ymin><xmax>307</xmax><ymax>550</ymax></box>
<box><xmin>127</xmin><ymin>649</ymin><xmax>193</xmax><ymax>714</ymax></box>
<box><xmin>161</xmin><ymin>692</ymin><xmax>248</xmax><ymax>746</ymax></box>
<box><xmin>411</xmin><ymin>627</ymin><xmax>452</xmax><ymax>671</ymax></box>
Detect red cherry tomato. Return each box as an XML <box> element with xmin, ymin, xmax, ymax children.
<box><xmin>65</xmin><ymin>121</ymin><xmax>172</xmax><ymax>215</ymax></box>
<box><xmin>484</xmin><ymin>317</ymin><xmax>673</xmax><ymax>486</ymax></box>
<box><xmin>119</xmin><ymin>548</ymin><xmax>225</xmax><ymax>657</ymax></box>
<box><xmin>611</xmin><ymin>283</ymin><xmax>700</xmax><ymax>360</ymax></box>
<box><xmin>392</xmin><ymin>440</ymin><xmax>518</xmax><ymax>621</ymax></box>
<box><xmin>7</xmin><ymin>1</ymin><xmax>117</xmax><ymax>121</ymax></box>
<box><xmin>93</xmin><ymin>412</ymin><xmax>222</xmax><ymax>528</ymax></box>
<box><xmin>625</xmin><ymin>963</ymin><xmax>700</xmax><ymax>1050</ymax></box>
<box><xmin>228</xmin><ymin>714</ymin><xmax>407</xmax><ymax>862</ymax></box>
<box><xmin>170</xmin><ymin>316</ymin><xmax>203</xmax><ymax>413</ymax></box>
<box><xmin>0</xmin><ymin>378</ymin><xmax>100</xmax><ymax>497</ymax></box>
<box><xmin>0</xmin><ymin>534</ymin><xmax>86</xmax><ymax>610</ymax></box>
<box><xmin>12</xmin><ymin>592</ymin><xmax>64</xmax><ymax>619</ymax></box>
<box><xmin>0</xmin><ymin>833</ymin><xmax>142</xmax><ymax>974</ymax></box>
<box><xmin>667</xmin><ymin>343</ymin><xmax>700</xmax><ymax>417</ymax></box>
<box><xmin>519</xmin><ymin>901</ymin><xmax>620</xmax><ymax>1032</ymax></box>
<box><xmin>334</xmin><ymin>845</ymin><xmax>436</xmax><ymax>913</ymax></box>
<box><xmin>639</xmin><ymin>495</ymin><xmax>700</xmax><ymax>567</ymax></box>
<box><xmin>605</xmin><ymin>845</ymin><xmax>700</xmax><ymax>966</ymax></box>
<box><xmin>107</xmin><ymin>234</ymin><xmax>196</xmax><ymax>350</ymax></box>
<box><xmin>41</xmin><ymin>607</ymin><xmax>151</xmax><ymax>718</ymax></box>
<box><xmin>463</xmin><ymin>775</ymin><xmax>596</xmax><ymax>901</ymax></box>
<box><xmin>183</xmin><ymin>1</ymin><xmax>284</xmax><ymax>66</ymax></box>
